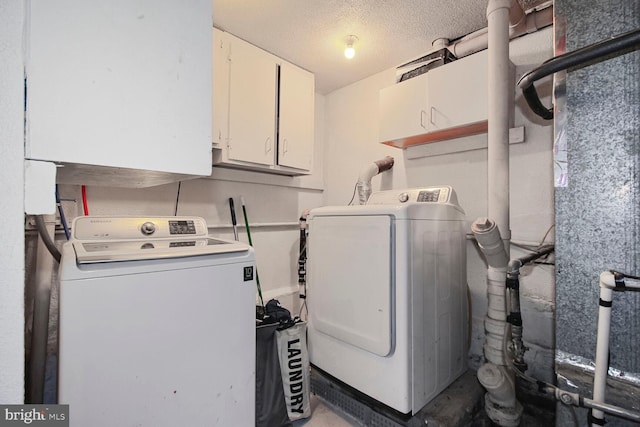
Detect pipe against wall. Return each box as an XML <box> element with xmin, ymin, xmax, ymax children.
<box><xmin>591</xmin><ymin>279</ymin><xmax>613</xmax><ymax>426</ymax></box>
<box><xmin>476</xmin><ymin>1</ymin><xmax>523</xmax><ymax>425</ymax></box>
<box><xmin>28</xmin><ymin>217</ymin><xmax>57</xmax><ymax>403</ymax></box>
<box><xmin>472</xmin><ymin>216</ymin><xmax>523</xmax><ymax>426</ymax></box>
<box><xmin>451</xmin><ymin>4</ymin><xmax>553</xmax><ymax>59</ymax></box>
<box><xmin>487</xmin><ymin>0</ymin><xmax>512</xmax><ymax>245</ymax></box>
<box><xmin>590</xmin><ymin>271</ymin><xmax>640</xmax><ymax>426</ymax></box>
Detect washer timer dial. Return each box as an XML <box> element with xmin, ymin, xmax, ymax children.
<box><xmin>140</xmin><ymin>221</ymin><xmax>157</xmax><ymax>236</ymax></box>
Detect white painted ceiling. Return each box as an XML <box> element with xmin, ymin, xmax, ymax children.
<box><xmin>212</xmin><ymin>0</ymin><xmax>546</xmax><ymax>94</ymax></box>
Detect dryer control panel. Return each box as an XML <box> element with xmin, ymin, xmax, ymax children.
<box><xmin>367</xmin><ymin>186</ymin><xmax>458</xmax><ymax>206</ymax></box>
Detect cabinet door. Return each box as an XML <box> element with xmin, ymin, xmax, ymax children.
<box><xmin>26</xmin><ymin>0</ymin><xmax>212</xmax><ymax>177</ymax></box>
<box><xmin>213</xmin><ymin>28</ymin><xmax>229</xmax><ymax>148</ymax></box>
<box><xmin>227</xmin><ymin>35</ymin><xmax>277</xmax><ymax>166</ymax></box>
<box><xmin>378</xmin><ymin>74</ymin><xmax>429</xmax><ymax>143</ymax></box>
<box><xmin>427</xmin><ymin>50</ymin><xmax>488</xmax><ymax>130</ymax></box>
<box><xmin>278</xmin><ymin>62</ymin><xmax>314</xmax><ymax>171</ymax></box>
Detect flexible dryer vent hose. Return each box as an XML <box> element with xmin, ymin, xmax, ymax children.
<box><xmin>356</xmin><ymin>156</ymin><xmax>394</xmax><ymax>204</ymax></box>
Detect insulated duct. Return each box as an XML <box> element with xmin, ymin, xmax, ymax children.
<box><xmin>356</xmin><ymin>156</ymin><xmax>394</xmax><ymax>205</ymax></box>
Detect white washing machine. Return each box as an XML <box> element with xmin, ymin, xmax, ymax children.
<box><xmin>307</xmin><ymin>187</ymin><xmax>468</xmax><ymax>415</ymax></box>
<box><xmin>58</xmin><ymin>216</ymin><xmax>256</xmax><ymax>427</ymax></box>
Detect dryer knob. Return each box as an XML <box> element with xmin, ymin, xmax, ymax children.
<box><xmin>398</xmin><ymin>192</ymin><xmax>409</xmax><ymax>203</ymax></box>
<box><xmin>141</xmin><ymin>221</ymin><xmax>157</xmax><ymax>235</ymax></box>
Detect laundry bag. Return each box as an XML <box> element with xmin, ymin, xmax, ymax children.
<box><xmin>275</xmin><ymin>321</ymin><xmax>311</xmax><ymax>421</ymax></box>
<box><xmin>256</xmin><ymin>323</ymin><xmax>291</xmax><ymax>427</ymax></box>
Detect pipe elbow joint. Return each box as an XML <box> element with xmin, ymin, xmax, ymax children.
<box><xmin>356</xmin><ymin>156</ymin><xmax>394</xmax><ymax>205</ymax></box>
<box><xmin>472</xmin><ymin>217</ymin><xmax>509</xmax><ymax>268</ymax></box>
<box><xmin>478</xmin><ymin>363</ymin><xmax>516</xmax><ymax>407</ymax></box>
<box><xmin>599</xmin><ymin>270</ymin><xmax>617</xmax><ymax>289</ymax></box>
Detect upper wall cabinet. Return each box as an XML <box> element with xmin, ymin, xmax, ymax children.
<box><xmin>213</xmin><ymin>29</ymin><xmax>315</xmax><ymax>175</ymax></box>
<box><xmin>278</xmin><ymin>62</ymin><xmax>315</xmax><ymax>171</ymax></box>
<box><xmin>379</xmin><ymin>50</ymin><xmax>512</xmax><ymax>149</ymax></box>
<box><xmin>25</xmin><ymin>0</ymin><xmax>213</xmax><ymax>187</ymax></box>
<box><xmin>213</xmin><ymin>28</ymin><xmax>230</xmax><ymax>150</ymax></box>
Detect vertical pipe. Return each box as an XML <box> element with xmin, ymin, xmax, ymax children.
<box><xmin>487</xmin><ymin>0</ymin><xmax>512</xmax><ymax>249</ymax></box>
<box><xmin>591</xmin><ymin>286</ymin><xmax>612</xmax><ymax>424</ymax></box>
<box><xmin>28</xmin><ymin>218</ymin><xmax>57</xmax><ymax>403</ymax></box>
<box><xmin>480</xmin><ymin>2</ymin><xmax>522</xmax><ymax>425</ymax></box>
<box><xmin>591</xmin><ymin>272</ymin><xmax>614</xmax><ymax>425</ymax></box>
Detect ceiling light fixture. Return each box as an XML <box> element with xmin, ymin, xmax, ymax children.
<box><xmin>344</xmin><ymin>35</ymin><xmax>358</xmax><ymax>59</ymax></box>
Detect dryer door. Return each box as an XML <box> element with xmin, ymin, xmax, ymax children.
<box><xmin>308</xmin><ymin>214</ymin><xmax>394</xmax><ymax>356</ymax></box>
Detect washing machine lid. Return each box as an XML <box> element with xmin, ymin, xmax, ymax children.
<box><xmin>69</xmin><ymin>216</ymin><xmax>250</xmax><ymax>263</ymax></box>
<box><xmin>308</xmin><ymin>214</ymin><xmax>393</xmax><ymax>356</ymax></box>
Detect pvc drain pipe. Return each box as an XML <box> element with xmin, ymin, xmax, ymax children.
<box><xmin>590</xmin><ymin>271</ymin><xmax>640</xmax><ymax>426</ymax></box>
<box><xmin>472</xmin><ymin>217</ymin><xmax>523</xmax><ymax>427</ymax></box>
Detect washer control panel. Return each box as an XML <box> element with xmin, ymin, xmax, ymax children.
<box><xmin>68</xmin><ymin>216</ymin><xmax>252</xmax><ymax>263</ymax></box>
<box><xmin>72</xmin><ymin>216</ymin><xmax>208</xmax><ymax>241</ymax></box>
<box><xmin>168</xmin><ymin>220</ymin><xmax>197</xmax><ymax>235</ymax></box>
<box><xmin>368</xmin><ymin>187</ymin><xmax>455</xmax><ymax>205</ymax></box>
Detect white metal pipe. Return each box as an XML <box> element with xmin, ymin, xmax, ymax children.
<box><xmin>487</xmin><ymin>0</ymin><xmax>512</xmax><ymax>246</ymax></box>
<box><xmin>476</xmin><ymin>2</ymin><xmax>523</xmax><ymax>425</ymax></box>
<box><xmin>451</xmin><ymin>4</ymin><xmax>553</xmax><ymax>59</ymax></box>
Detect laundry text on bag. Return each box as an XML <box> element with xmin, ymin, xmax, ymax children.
<box><xmin>287</xmin><ymin>338</ymin><xmax>305</xmax><ymax>414</ymax></box>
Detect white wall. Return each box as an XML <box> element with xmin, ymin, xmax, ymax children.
<box><xmin>322</xmin><ymin>28</ymin><xmax>556</xmax><ymax>381</ymax></box>
<box><xmin>56</xmin><ymin>95</ymin><xmax>327</xmax><ymax>315</ymax></box>
<box><xmin>0</xmin><ymin>0</ymin><xmax>26</xmax><ymax>403</ymax></box>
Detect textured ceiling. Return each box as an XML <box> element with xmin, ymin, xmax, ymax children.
<box><xmin>213</xmin><ymin>1</ymin><xmax>550</xmax><ymax>94</ymax></box>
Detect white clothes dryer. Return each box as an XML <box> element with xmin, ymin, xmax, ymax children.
<box><xmin>307</xmin><ymin>187</ymin><xmax>468</xmax><ymax>415</ymax></box>
<box><xmin>58</xmin><ymin>216</ymin><xmax>256</xmax><ymax>427</ymax></box>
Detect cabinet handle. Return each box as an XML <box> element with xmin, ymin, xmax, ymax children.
<box><xmin>430</xmin><ymin>106</ymin><xmax>436</xmax><ymax>127</ymax></box>
<box><xmin>420</xmin><ymin>110</ymin><xmax>427</xmax><ymax>129</ymax></box>
<box><xmin>265</xmin><ymin>137</ymin><xmax>272</xmax><ymax>154</ymax></box>
<box><xmin>282</xmin><ymin>138</ymin><xmax>288</xmax><ymax>154</ymax></box>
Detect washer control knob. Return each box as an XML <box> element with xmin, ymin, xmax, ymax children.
<box><xmin>399</xmin><ymin>192</ymin><xmax>409</xmax><ymax>203</ymax></box>
<box><xmin>141</xmin><ymin>221</ymin><xmax>156</xmax><ymax>236</ymax></box>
